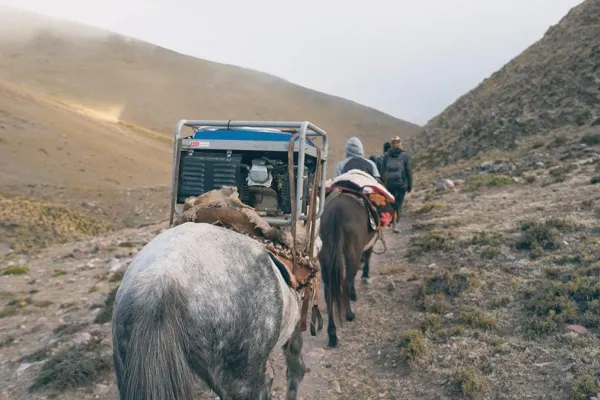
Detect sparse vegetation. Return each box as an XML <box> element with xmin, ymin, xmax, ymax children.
<box><xmin>523</xmin><ymin>273</ymin><xmax>600</xmax><ymax>334</ymax></box>
<box><xmin>548</xmin><ymin>163</ymin><xmax>578</xmax><ymax>180</ymax></box>
<box><xmin>0</xmin><ymin>193</ymin><xmax>115</xmax><ymax>253</ymax></box>
<box><xmin>407</xmin><ymin>229</ymin><xmax>455</xmax><ymax>258</ymax></box>
<box><xmin>53</xmin><ymin>323</ymin><xmax>89</xmax><ymax>337</ymax></box>
<box><xmin>515</xmin><ymin>217</ymin><xmax>578</xmax><ymax>255</ymax></box>
<box><xmin>480</xmin><ymin>245</ymin><xmax>501</xmax><ymax>260</ymax></box>
<box><xmin>421</xmin><ymin>313</ymin><xmax>443</xmax><ymax>332</ymax></box>
<box><xmin>571</xmin><ymin>374</ymin><xmax>599</xmax><ymax>400</ymax></box>
<box><xmin>434</xmin><ymin>325</ymin><xmax>465</xmax><ymax>341</ymax></box>
<box><xmin>523</xmin><ymin>173</ymin><xmax>537</xmax><ymax>183</ymax></box>
<box><xmin>459</xmin><ymin>309</ymin><xmax>497</xmax><ymax>330</ymax></box>
<box><xmin>489</xmin><ymin>295</ymin><xmax>511</xmax><ymax>309</ymax></box>
<box><xmin>29</xmin><ymin>337</ymin><xmax>112</xmax><ymax>392</ymax></box>
<box><xmin>397</xmin><ymin>329</ymin><xmax>427</xmax><ymax>363</ymax></box>
<box><xmin>417</xmin><ymin>202</ymin><xmax>444</xmax><ymax>214</ymax></box>
<box><xmin>451</xmin><ymin>366</ymin><xmax>485</xmax><ymax>397</ymax></box>
<box><xmin>419</xmin><ymin>271</ymin><xmax>478</xmax><ymax>299</ymax></box>
<box><xmin>0</xmin><ymin>306</ymin><xmax>17</xmax><ymax>318</ymax></box>
<box><xmin>2</xmin><ymin>266</ymin><xmax>30</xmax><ymax>276</ymax></box>
<box><xmin>549</xmin><ymin>134</ymin><xmax>570</xmax><ymax>148</ymax></box>
<box><xmin>464</xmin><ymin>174</ymin><xmax>514</xmax><ymax>192</ymax></box>
<box><xmin>531</xmin><ymin>140</ymin><xmax>545</xmax><ymax>149</ymax></box>
<box><xmin>581</xmin><ymin>133</ymin><xmax>600</xmax><ymax>146</ymax></box>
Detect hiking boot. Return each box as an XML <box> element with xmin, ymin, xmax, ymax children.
<box><xmin>392</xmin><ymin>222</ymin><xmax>400</xmax><ymax>233</ymax></box>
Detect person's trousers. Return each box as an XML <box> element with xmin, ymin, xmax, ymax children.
<box><xmin>387</xmin><ymin>186</ymin><xmax>407</xmax><ymax>222</ymax></box>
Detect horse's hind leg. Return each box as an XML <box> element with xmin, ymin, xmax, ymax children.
<box><xmin>283</xmin><ymin>323</ymin><xmax>306</xmax><ymax>400</ymax></box>
<box><xmin>257</xmin><ymin>359</ymin><xmax>275</xmax><ymax>400</ymax></box>
<box><xmin>188</xmin><ymin>355</ymin><xmax>270</xmax><ymax>400</ymax></box>
<box><xmin>324</xmin><ymin>286</ymin><xmax>338</xmax><ymax>348</ymax></box>
<box><xmin>321</xmin><ymin>257</ymin><xmax>338</xmax><ymax>347</ymax></box>
<box><xmin>361</xmin><ymin>248</ymin><xmax>373</xmax><ymax>282</ymax></box>
<box><xmin>344</xmin><ymin>252</ymin><xmax>361</xmax><ymax>322</ymax></box>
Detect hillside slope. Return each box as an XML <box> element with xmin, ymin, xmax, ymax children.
<box><xmin>0</xmin><ymin>5</ymin><xmax>420</xmax><ymax>168</ymax></box>
<box><xmin>410</xmin><ymin>0</ymin><xmax>600</xmax><ymax>168</ymax></box>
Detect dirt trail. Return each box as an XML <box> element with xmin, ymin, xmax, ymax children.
<box><xmin>264</xmin><ymin>214</ymin><xmax>439</xmax><ymax>400</ymax></box>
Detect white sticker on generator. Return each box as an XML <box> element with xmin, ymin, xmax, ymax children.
<box><xmin>189</xmin><ymin>141</ymin><xmax>210</xmax><ymax>148</ymax></box>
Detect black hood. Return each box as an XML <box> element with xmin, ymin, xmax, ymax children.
<box><xmin>388</xmin><ymin>148</ymin><xmax>403</xmax><ymax>157</ymax></box>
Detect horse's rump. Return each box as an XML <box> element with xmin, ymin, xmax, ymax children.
<box><xmin>113</xmin><ymin>222</ymin><xmax>300</xmax><ymax>400</ymax></box>
<box><xmin>173</xmin><ymin>186</ymin><xmax>323</xmax><ymax>334</ymax></box>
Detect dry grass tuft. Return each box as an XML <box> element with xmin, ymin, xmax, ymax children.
<box><xmin>463</xmin><ymin>174</ymin><xmax>514</xmax><ymax>192</ymax></box>
<box><xmin>1</xmin><ymin>266</ymin><xmax>30</xmax><ymax>276</ymax></box>
<box><xmin>0</xmin><ymin>192</ymin><xmax>115</xmax><ymax>253</ymax></box>
<box><xmin>417</xmin><ymin>202</ymin><xmax>445</xmax><ymax>214</ymax></box>
<box><xmin>407</xmin><ymin>229</ymin><xmax>455</xmax><ymax>258</ymax></box>
<box><xmin>450</xmin><ymin>366</ymin><xmax>486</xmax><ymax>397</ymax></box>
<box><xmin>515</xmin><ymin>217</ymin><xmax>579</xmax><ymax>258</ymax></box>
<box><xmin>397</xmin><ymin>329</ymin><xmax>427</xmax><ymax>363</ymax></box>
<box><xmin>29</xmin><ymin>337</ymin><xmax>112</xmax><ymax>392</ymax></box>
<box><xmin>571</xmin><ymin>374</ymin><xmax>599</xmax><ymax>400</ymax></box>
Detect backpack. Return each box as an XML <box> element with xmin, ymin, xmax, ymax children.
<box><xmin>341</xmin><ymin>156</ymin><xmax>375</xmax><ymax>177</ymax></box>
<box><xmin>384</xmin><ymin>152</ymin><xmax>407</xmax><ymax>188</ymax></box>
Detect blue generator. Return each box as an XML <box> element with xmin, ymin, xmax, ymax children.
<box><xmin>169</xmin><ymin>120</ymin><xmax>329</xmax><ymax>227</ymax></box>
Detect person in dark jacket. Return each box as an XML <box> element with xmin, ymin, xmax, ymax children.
<box><xmin>375</xmin><ymin>142</ymin><xmax>391</xmax><ymax>174</ymax></box>
<box><xmin>381</xmin><ymin>136</ymin><xmax>412</xmax><ymax>233</ymax></box>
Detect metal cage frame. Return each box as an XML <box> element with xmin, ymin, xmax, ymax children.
<box><xmin>168</xmin><ymin>119</ymin><xmax>329</xmax><ymax>228</ymax></box>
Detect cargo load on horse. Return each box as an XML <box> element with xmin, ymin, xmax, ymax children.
<box><xmin>113</xmin><ymin>120</ymin><xmax>328</xmax><ymax>400</ymax></box>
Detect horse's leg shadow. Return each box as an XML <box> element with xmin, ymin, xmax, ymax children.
<box><xmin>283</xmin><ymin>323</ymin><xmax>306</xmax><ymax>400</ymax></box>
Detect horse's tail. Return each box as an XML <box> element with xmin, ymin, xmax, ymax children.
<box><xmin>320</xmin><ymin>202</ymin><xmax>346</xmax><ymax>326</ymax></box>
<box><xmin>113</xmin><ymin>280</ymin><xmax>194</xmax><ymax>400</ymax></box>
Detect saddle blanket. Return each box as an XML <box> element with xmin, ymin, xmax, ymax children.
<box><xmin>325</xmin><ymin>169</ymin><xmax>395</xmax><ymax>203</ymax></box>
<box><xmin>325</xmin><ymin>169</ymin><xmax>396</xmax><ymax>229</ymax></box>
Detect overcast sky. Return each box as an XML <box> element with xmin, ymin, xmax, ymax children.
<box><xmin>0</xmin><ymin>0</ymin><xmax>585</xmax><ymax>125</ymax></box>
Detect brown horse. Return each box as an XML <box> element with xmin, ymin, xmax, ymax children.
<box><xmin>318</xmin><ymin>191</ymin><xmax>377</xmax><ymax>348</ymax></box>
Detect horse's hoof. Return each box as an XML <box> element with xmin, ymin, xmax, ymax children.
<box><xmin>346</xmin><ymin>312</ymin><xmax>355</xmax><ymax>322</ymax></box>
<box><xmin>362</xmin><ymin>277</ymin><xmax>371</xmax><ymax>285</ymax></box>
<box><xmin>327</xmin><ymin>337</ymin><xmax>338</xmax><ymax>348</ymax></box>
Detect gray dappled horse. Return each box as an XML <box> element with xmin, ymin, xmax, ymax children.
<box><xmin>112</xmin><ymin>222</ymin><xmax>307</xmax><ymax>400</ymax></box>
<box><xmin>318</xmin><ymin>192</ymin><xmax>376</xmax><ymax>348</ymax></box>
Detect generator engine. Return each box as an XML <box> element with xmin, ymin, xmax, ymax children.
<box><xmin>174</xmin><ymin>126</ymin><xmax>320</xmax><ymax>219</ymax></box>
<box><xmin>242</xmin><ymin>157</ymin><xmax>311</xmax><ymax>216</ymax></box>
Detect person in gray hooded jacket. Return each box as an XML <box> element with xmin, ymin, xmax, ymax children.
<box><xmin>333</xmin><ymin>137</ymin><xmax>380</xmax><ymax>179</ymax></box>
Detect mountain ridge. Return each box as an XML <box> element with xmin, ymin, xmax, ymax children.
<box><xmin>409</xmin><ymin>0</ymin><xmax>599</xmax><ymax>168</ymax></box>
<box><xmin>0</xmin><ymin>5</ymin><xmax>420</xmax><ymax>165</ymax></box>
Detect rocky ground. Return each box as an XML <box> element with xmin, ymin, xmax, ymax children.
<box><xmin>1</xmin><ymin>137</ymin><xmax>600</xmax><ymax>399</ymax></box>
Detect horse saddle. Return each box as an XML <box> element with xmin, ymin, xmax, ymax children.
<box><xmin>325</xmin><ymin>169</ymin><xmax>396</xmax><ymax>230</ymax></box>
<box><xmin>325</xmin><ymin>183</ymin><xmax>379</xmax><ymax>230</ymax></box>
